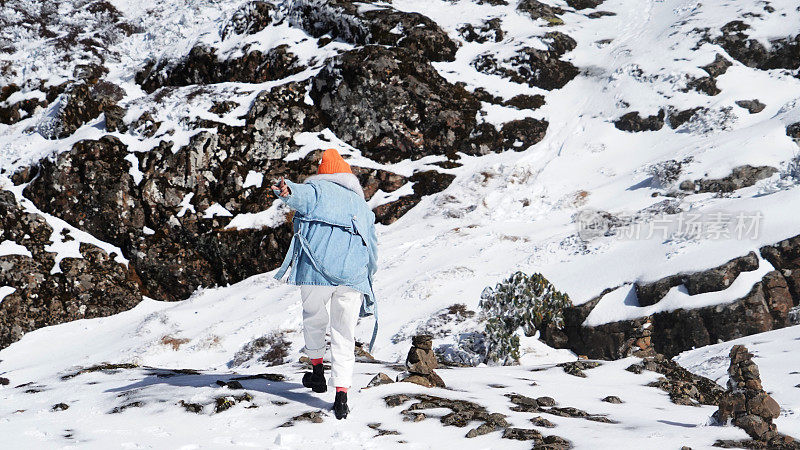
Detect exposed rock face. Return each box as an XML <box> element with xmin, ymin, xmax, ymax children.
<box><xmin>614</xmin><ymin>110</ymin><xmax>664</xmax><ymax>132</ymax></box>
<box><xmin>714</xmin><ymin>346</ymin><xmax>785</xmax><ymax>444</ymax></box>
<box><xmin>679</xmin><ymin>165</ymin><xmax>777</xmax><ymax>193</ymax></box>
<box><xmin>374</xmin><ymin>171</ymin><xmax>456</xmax><ymax>225</ymax></box>
<box><xmin>548</xmin><ymin>238</ymin><xmax>800</xmax><ymax>359</ymax></box>
<box><xmin>287</xmin><ymin>0</ymin><xmax>458</xmax><ymax>62</ymax></box>
<box><xmin>220</xmin><ymin>1</ymin><xmax>275</xmax><ymax>40</ymax></box>
<box><xmin>25</xmin><ymin>136</ymin><xmax>146</xmax><ymax>247</ymax></box>
<box><xmin>39</xmin><ymin>81</ymin><xmax>125</xmax><ymax>139</ymax></box>
<box><xmin>23</xmin><ymin>82</ymin><xmax>326</xmax><ymax>302</ymax></box>
<box><xmin>0</xmin><ymin>190</ymin><xmax>142</xmax><ymax>349</ymax></box>
<box><xmin>473</xmin><ymin>32</ymin><xmax>578</xmax><ymax>90</ymax></box>
<box><xmin>636</xmin><ymin>252</ymin><xmax>760</xmax><ymax>306</ymax></box>
<box><xmin>136</xmin><ymin>45</ymin><xmax>303</xmax><ymax>93</ymax></box>
<box><xmin>760</xmin><ymin>234</ymin><xmax>800</xmax><ymax>306</ymax></box>
<box><xmin>715</xmin><ymin>21</ymin><xmax>800</xmax><ymax>71</ymax></box>
<box><xmin>311</xmin><ymin>46</ymin><xmax>480</xmax><ymax>163</ymax></box>
<box><xmin>399</xmin><ymin>334</ymin><xmax>446</xmax><ymax>388</ymax></box>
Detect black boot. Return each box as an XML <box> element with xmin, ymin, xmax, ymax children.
<box><xmin>333</xmin><ymin>391</ymin><xmax>349</xmax><ymax>420</ymax></box>
<box><xmin>302</xmin><ymin>363</ymin><xmax>327</xmax><ymax>393</ymax></box>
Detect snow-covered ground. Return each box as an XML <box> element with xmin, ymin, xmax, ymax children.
<box><xmin>3</xmin><ymin>274</ymin><xmax>793</xmax><ymax>449</ymax></box>
<box><xmin>1</xmin><ymin>0</ymin><xmax>800</xmax><ymax>447</ymax></box>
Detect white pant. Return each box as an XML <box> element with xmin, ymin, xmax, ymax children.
<box><xmin>301</xmin><ymin>285</ymin><xmax>362</xmax><ymax>388</ymax></box>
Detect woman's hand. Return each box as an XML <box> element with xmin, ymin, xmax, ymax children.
<box><xmin>271</xmin><ymin>176</ymin><xmax>290</xmax><ymax>197</ymax></box>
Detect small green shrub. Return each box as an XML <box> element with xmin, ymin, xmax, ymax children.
<box><xmin>479</xmin><ymin>271</ymin><xmax>571</xmax><ymax>365</ymax></box>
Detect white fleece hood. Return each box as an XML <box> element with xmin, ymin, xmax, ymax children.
<box><xmin>305</xmin><ymin>173</ymin><xmax>365</xmax><ymax>199</ymax></box>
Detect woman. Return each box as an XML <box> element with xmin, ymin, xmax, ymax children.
<box><xmin>271</xmin><ymin>148</ymin><xmax>378</xmax><ymax>420</ymax></box>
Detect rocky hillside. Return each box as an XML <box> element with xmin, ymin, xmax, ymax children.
<box><xmin>1</xmin><ymin>0</ymin><xmax>800</xmax><ymax>447</ymax></box>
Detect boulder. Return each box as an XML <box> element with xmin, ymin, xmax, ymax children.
<box><xmin>680</xmin><ymin>165</ymin><xmax>777</xmax><ymax>193</ymax></box>
<box><xmin>566</xmin><ymin>0</ymin><xmax>604</xmax><ymax>9</ymax></box>
<box><xmin>311</xmin><ymin>45</ymin><xmax>480</xmax><ymax>163</ymax></box>
<box><xmin>38</xmin><ymin>81</ymin><xmax>124</xmax><ymax>139</ymax></box>
<box><xmin>549</xmin><ymin>255</ymin><xmax>797</xmax><ymax>359</ymax></box>
<box><xmin>787</xmin><ymin>122</ymin><xmax>800</xmax><ymax>141</ymax></box>
<box><xmin>473</xmin><ymin>32</ymin><xmax>578</xmax><ymax>90</ymax></box>
<box><xmin>760</xmin><ymin>233</ymin><xmax>800</xmax><ymax>305</ymax></box>
<box><xmin>614</xmin><ymin>110</ymin><xmax>664</xmax><ymax>132</ymax></box>
<box><xmin>366</xmin><ymin>373</ymin><xmax>394</xmax><ymax>388</ymax></box>
<box><xmin>373</xmin><ymin>170</ymin><xmax>456</xmax><ymax>224</ymax></box>
<box><xmin>287</xmin><ymin>0</ymin><xmax>458</xmax><ymax>62</ymax></box>
<box><xmin>715</xmin><ymin>21</ymin><xmax>800</xmax><ymax>71</ymax></box>
<box><xmin>517</xmin><ymin>0</ymin><xmax>564</xmax><ymax>24</ymax></box>
<box><xmin>701</xmin><ymin>54</ymin><xmax>732</xmax><ymax>78</ymax></box>
<box><xmin>735</xmin><ymin>99</ymin><xmax>766</xmax><ymax>114</ymax></box>
<box><xmin>682</xmin><ymin>252</ymin><xmax>759</xmax><ymax>296</ymax></box>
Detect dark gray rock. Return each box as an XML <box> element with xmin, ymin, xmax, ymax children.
<box><xmin>715</xmin><ymin>21</ymin><xmax>800</xmax><ymax>71</ymax></box>
<box><xmin>701</xmin><ymin>54</ymin><xmax>732</xmax><ymax>78</ymax></box>
<box><xmin>473</xmin><ymin>32</ymin><xmax>578</xmax><ymax>90</ymax></box>
<box><xmin>787</xmin><ymin>122</ymin><xmax>800</xmax><ymax>141</ymax></box>
<box><xmin>517</xmin><ymin>0</ymin><xmax>564</xmax><ymax>24</ymax></box>
<box><xmin>735</xmin><ymin>99</ymin><xmax>766</xmax><ymax>114</ymax></box>
<box><xmin>683</xmin><ymin>251</ymin><xmax>760</xmax><ymax>296</ymax></box>
<box><xmin>136</xmin><ymin>45</ymin><xmax>303</xmax><ymax>93</ymax></box>
<box><xmin>566</xmin><ymin>0</ymin><xmax>603</xmax><ymax>9</ymax></box>
<box><xmin>288</xmin><ymin>0</ymin><xmax>458</xmax><ymax>62</ymax></box>
<box><xmin>220</xmin><ymin>1</ymin><xmax>274</xmax><ymax>40</ymax></box>
<box><xmin>458</xmin><ymin>18</ymin><xmax>504</xmax><ymax>44</ymax></box>
<box><xmin>614</xmin><ymin>110</ymin><xmax>664</xmax><ymax>132</ymax></box>
<box><xmin>667</xmin><ymin>107</ymin><xmax>702</xmax><ymax>129</ymax></box>
<box><xmin>680</xmin><ymin>165</ymin><xmax>777</xmax><ymax>193</ymax></box>
<box><xmin>39</xmin><ymin>81</ymin><xmax>124</xmax><ymax>139</ymax></box>
<box><xmin>0</xmin><ymin>190</ymin><xmax>142</xmax><ymax>350</ymax></box>
<box><xmin>311</xmin><ymin>45</ymin><xmax>480</xmax><ymax>163</ymax></box>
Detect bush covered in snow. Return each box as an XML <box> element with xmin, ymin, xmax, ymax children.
<box><xmin>434</xmin><ymin>332</ymin><xmax>487</xmax><ymax>367</ymax></box>
<box><xmin>479</xmin><ymin>272</ymin><xmax>571</xmax><ymax>365</ymax></box>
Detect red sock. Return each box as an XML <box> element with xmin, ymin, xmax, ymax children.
<box><xmin>311</xmin><ymin>358</ymin><xmax>323</xmax><ymax>366</ymax></box>
<box><xmin>336</xmin><ymin>387</ymin><xmax>348</xmax><ymax>393</ymax></box>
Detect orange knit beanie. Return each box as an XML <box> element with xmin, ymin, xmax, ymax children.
<box><xmin>317</xmin><ymin>148</ymin><xmax>352</xmax><ymax>175</ymax></box>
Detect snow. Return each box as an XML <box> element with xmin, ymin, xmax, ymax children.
<box><xmin>0</xmin><ymin>240</ymin><xmax>32</xmax><ymax>258</ymax></box>
<box><xmin>0</xmin><ymin>286</ymin><xmax>15</xmax><ymax>304</ymax></box>
<box><xmin>177</xmin><ymin>193</ymin><xmax>196</xmax><ymax>218</ymax></box>
<box><xmin>226</xmin><ymin>200</ymin><xmax>288</xmax><ymax>231</ymax></box>
<box><xmin>677</xmin><ymin>325</ymin><xmax>800</xmax><ymax>439</ymax></box>
<box><xmin>584</xmin><ymin>254</ymin><xmax>775</xmax><ymax>326</ymax></box>
<box><xmin>0</xmin><ymin>273</ymin><xmax>781</xmax><ymax>449</ymax></box>
<box><xmin>242</xmin><ymin>171</ymin><xmax>264</xmax><ymax>189</ymax></box>
<box><xmin>203</xmin><ymin>203</ymin><xmax>233</xmax><ymax>219</ymax></box>
<box><xmin>1</xmin><ymin>0</ymin><xmax>800</xmax><ymax>446</ymax></box>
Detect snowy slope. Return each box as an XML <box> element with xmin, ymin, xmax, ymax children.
<box><xmin>1</xmin><ymin>0</ymin><xmax>800</xmax><ymax>447</ymax></box>
<box><xmin>0</xmin><ymin>274</ymin><xmax>787</xmax><ymax>449</ymax></box>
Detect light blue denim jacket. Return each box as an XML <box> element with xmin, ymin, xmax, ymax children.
<box><xmin>273</xmin><ymin>175</ymin><xmax>378</xmax><ymax>321</ymax></box>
